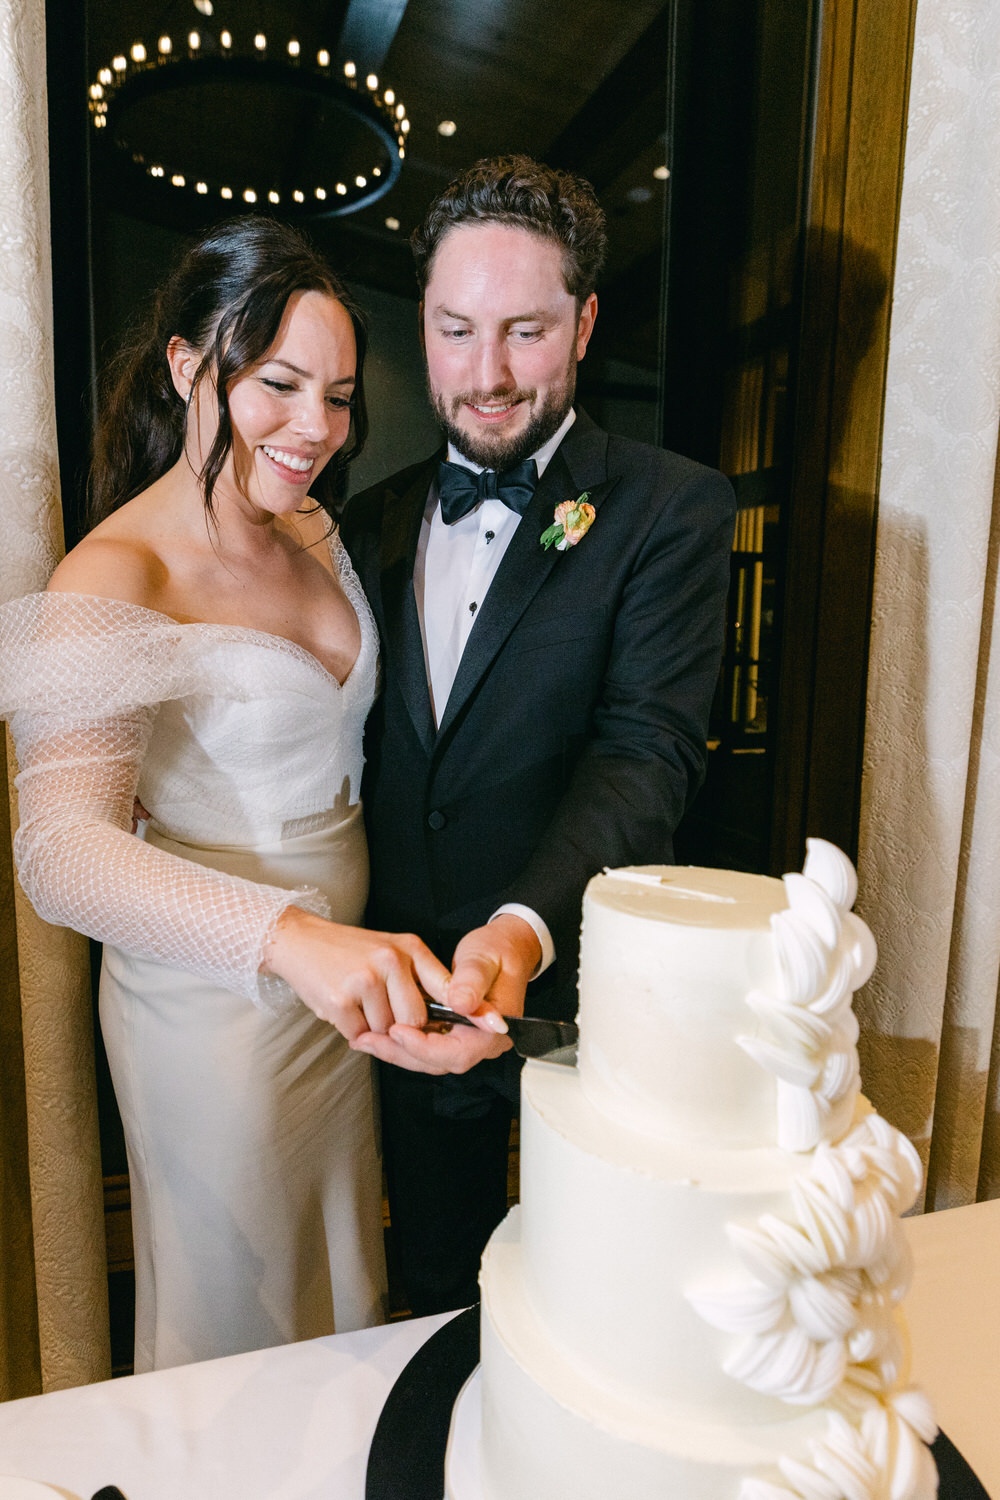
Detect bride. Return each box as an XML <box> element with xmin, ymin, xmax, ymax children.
<box><xmin>0</xmin><ymin>218</ymin><xmax>469</xmax><ymax>1372</ymax></box>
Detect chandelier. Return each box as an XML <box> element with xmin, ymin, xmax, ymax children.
<box><xmin>87</xmin><ymin>7</ymin><xmax>410</xmax><ymax>219</ymax></box>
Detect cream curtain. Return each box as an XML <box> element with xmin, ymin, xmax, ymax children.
<box><xmin>0</xmin><ymin>0</ymin><xmax>110</xmax><ymax>1394</ymax></box>
<box><xmin>856</xmin><ymin>0</ymin><xmax>1000</xmax><ymax>1210</ymax></box>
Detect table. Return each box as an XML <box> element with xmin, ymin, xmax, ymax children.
<box><xmin>0</xmin><ymin>1202</ymin><xmax>996</xmax><ymax>1500</ymax></box>
<box><xmin>904</xmin><ymin>1198</ymin><xmax>1000</xmax><ymax>1496</ymax></box>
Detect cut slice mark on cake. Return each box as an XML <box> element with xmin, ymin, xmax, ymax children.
<box><xmin>606</xmin><ymin>868</ymin><xmax>738</xmax><ymax>902</ymax></box>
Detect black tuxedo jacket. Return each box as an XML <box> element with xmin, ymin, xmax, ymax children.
<box><xmin>340</xmin><ymin>409</ymin><xmax>735</xmax><ymax>1021</ymax></box>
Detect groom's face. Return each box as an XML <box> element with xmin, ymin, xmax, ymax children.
<box><xmin>422</xmin><ymin>222</ymin><xmax>597</xmax><ymax>469</ymax></box>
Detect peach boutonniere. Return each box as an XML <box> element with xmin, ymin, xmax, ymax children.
<box><xmin>540</xmin><ymin>493</ymin><xmax>596</xmax><ymax>552</ymax></box>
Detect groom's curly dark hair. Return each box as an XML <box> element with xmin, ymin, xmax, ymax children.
<box><xmin>411</xmin><ymin>154</ymin><xmax>608</xmax><ymax>305</ymax></box>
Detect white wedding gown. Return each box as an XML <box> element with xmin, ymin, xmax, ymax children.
<box><xmin>0</xmin><ymin>532</ymin><xmax>387</xmax><ymax>1372</ymax></box>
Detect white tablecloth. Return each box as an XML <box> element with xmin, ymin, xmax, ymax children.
<box><xmin>0</xmin><ymin>1313</ymin><xmax>454</xmax><ymax>1500</ymax></box>
<box><xmin>0</xmin><ymin>1202</ymin><xmax>997</xmax><ymax>1500</ymax></box>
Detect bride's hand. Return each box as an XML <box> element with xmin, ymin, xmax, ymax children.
<box><xmin>260</xmin><ymin>906</ymin><xmax>451</xmax><ymax>1041</ymax></box>
<box><xmin>351</xmin><ymin>914</ymin><xmax>539</xmax><ymax>1075</ymax></box>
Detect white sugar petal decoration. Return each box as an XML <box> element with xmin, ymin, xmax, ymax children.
<box><xmin>757</xmin><ymin>1211</ymin><xmax>832</xmax><ymax>1276</ymax></box>
<box><xmin>860</xmin><ymin>1400</ymin><xmax>891</xmax><ymax>1469</ymax></box>
<box><xmin>816</xmin><ymin>1409</ymin><xmax>857</xmax><ymax>1450</ymax></box>
<box><xmin>808</xmin><ymin>952</ymin><xmax>855</xmax><ymax>1015</ymax></box>
<box><xmin>792</xmin><ymin>1176</ymin><xmax>853</xmax><ymax>1263</ymax></box>
<box><xmin>808</xmin><ymin>1145</ymin><xmax>857</xmax><ymax>1212</ymax></box>
<box><xmin>784</xmin><ymin>873</ymin><xmax>841</xmax><ymax>950</ymax></box>
<box><xmin>841</xmin><ymin>911</ymin><xmax>878</xmax><ymax>988</ymax></box>
<box><xmin>819</xmin><ymin>1048</ymin><xmax>859</xmax><ymax>1103</ymax></box>
<box><xmin>773</xmin><ymin>911</ymin><xmax>833</xmax><ymax>1003</ymax></box>
<box><xmin>894</xmin><ymin>1134</ymin><xmax>925</xmax><ymax>1203</ymax></box>
<box><xmin>828</xmin><ymin>1264</ymin><xmax>865</xmax><ymax>1300</ymax></box>
<box><xmin>725</xmin><ymin>1328</ymin><xmax>815</xmax><ymax>1395</ymax></box>
<box><xmin>723</xmin><ymin>1331</ymin><xmax>785</xmax><ymax>1386</ymax></box>
<box><xmin>851</xmin><ymin>1190</ymin><xmax>896</xmax><ymax>1264</ymax></box>
<box><xmin>842</xmin><ymin>1364</ymin><xmax>884</xmax><ymax>1399</ymax></box>
<box><xmin>776</xmin><ymin>1079</ymin><xmax>823</xmax><ymax>1152</ymax></box>
<box><xmin>788</xmin><ymin>1337</ymin><xmax>848</xmax><ymax>1405</ymax></box>
<box><xmin>727</xmin><ymin>1223</ymin><xmax>795</xmax><ymax>1287</ymax></box>
<box><xmin>788</xmin><ymin>1273</ymin><xmax>859</xmax><ymax>1340</ymax></box>
<box><xmin>739</xmin><ymin>1035</ymin><xmax>821</xmax><ymax>1086</ymax></box>
<box><xmin>891</xmin><ymin>1388</ymin><xmax>938</xmax><ymax>1444</ymax></box>
<box><xmin>812</xmin><ymin>1435</ymin><xmax>878</xmax><ymax>1500</ymax></box>
<box><xmin>726</xmin><ymin>1327</ymin><xmax>848</xmax><ymax>1403</ymax></box>
<box><xmin>888</xmin><ymin>1415</ymin><xmax>927</xmax><ymax>1500</ymax></box>
<box><xmin>777</xmin><ymin>1454</ymin><xmax>845</xmax><ymax>1500</ymax></box>
<box><xmin>686</xmin><ymin>1278</ymin><xmax>786</xmax><ymax>1334</ymax></box>
<box><xmin>836</xmin><ymin>1007</ymin><xmax>862</xmax><ymax>1049</ymax></box>
<box><xmin>746</xmin><ymin>991</ymin><xmax>833</xmax><ymax>1047</ymax></box>
<box><xmin>825</xmin><ymin>1093</ymin><xmax>861</xmax><ymax>1147</ymax></box>
<box><xmin>804</xmin><ymin>837</ymin><xmax>858</xmax><ymax>910</ymax></box>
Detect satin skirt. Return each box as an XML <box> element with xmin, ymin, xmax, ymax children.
<box><xmin>99</xmin><ymin>807</ymin><xmax>387</xmax><ymax>1373</ymax></box>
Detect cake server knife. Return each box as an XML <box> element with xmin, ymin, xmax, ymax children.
<box><xmin>423</xmin><ymin>1001</ymin><xmax>578</xmax><ymax>1065</ymax></box>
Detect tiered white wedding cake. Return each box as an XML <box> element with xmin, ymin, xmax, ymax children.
<box><xmin>448</xmin><ymin>841</ymin><xmax>938</xmax><ymax>1500</ymax></box>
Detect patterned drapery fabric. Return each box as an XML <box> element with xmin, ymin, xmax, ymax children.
<box><xmin>0</xmin><ymin>0</ymin><xmax>110</xmax><ymax>1395</ymax></box>
<box><xmin>858</xmin><ymin>0</ymin><xmax>1000</xmax><ymax>1210</ymax></box>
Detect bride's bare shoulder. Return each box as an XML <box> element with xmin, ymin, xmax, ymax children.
<box><xmin>47</xmin><ymin>506</ymin><xmax>169</xmax><ymax>605</ymax></box>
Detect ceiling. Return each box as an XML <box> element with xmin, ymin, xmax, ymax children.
<box><xmin>85</xmin><ymin>0</ymin><xmax>674</xmax><ymax>364</ymax></box>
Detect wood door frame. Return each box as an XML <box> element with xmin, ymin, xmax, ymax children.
<box><xmin>771</xmin><ymin>0</ymin><xmax>919</xmax><ymax>873</ymax></box>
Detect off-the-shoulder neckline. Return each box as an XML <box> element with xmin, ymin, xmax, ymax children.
<box><xmin>34</xmin><ymin>533</ymin><xmax>369</xmax><ymax>691</ymax></box>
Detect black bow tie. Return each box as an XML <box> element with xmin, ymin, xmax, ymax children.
<box><xmin>437</xmin><ymin>458</ymin><xmax>538</xmax><ymax>525</ymax></box>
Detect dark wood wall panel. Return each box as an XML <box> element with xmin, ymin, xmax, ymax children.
<box><xmin>771</xmin><ymin>0</ymin><xmax>919</xmax><ymax>873</ymax></box>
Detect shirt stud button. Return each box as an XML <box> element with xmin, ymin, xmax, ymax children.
<box><xmin>469</xmin><ymin>601</ymin><xmax>477</xmax><ymax>614</ymax></box>
<box><xmin>485</xmin><ymin>530</ymin><xmax>495</xmax><ymax>542</ymax></box>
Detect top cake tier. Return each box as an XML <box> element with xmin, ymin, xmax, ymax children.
<box><xmin>576</xmin><ymin>844</ymin><xmax>875</xmax><ymax>1152</ymax></box>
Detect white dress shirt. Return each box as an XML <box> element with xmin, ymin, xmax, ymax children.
<box><xmin>412</xmin><ymin>408</ymin><xmax>576</xmax><ymax>976</ymax></box>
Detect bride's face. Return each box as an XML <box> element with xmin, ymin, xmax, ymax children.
<box><xmin>187</xmin><ymin>289</ymin><xmax>357</xmax><ymax>517</ymax></box>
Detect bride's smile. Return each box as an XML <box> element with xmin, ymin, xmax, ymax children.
<box><xmin>183</xmin><ymin>287</ymin><xmax>358</xmax><ymax>523</ymax></box>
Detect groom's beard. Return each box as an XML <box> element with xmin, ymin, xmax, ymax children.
<box><xmin>429</xmin><ymin>352</ymin><xmax>577</xmax><ymax>470</ymax></box>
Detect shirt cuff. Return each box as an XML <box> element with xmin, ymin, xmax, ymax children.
<box><xmin>489</xmin><ymin>903</ymin><xmax>555</xmax><ymax>979</ymax></box>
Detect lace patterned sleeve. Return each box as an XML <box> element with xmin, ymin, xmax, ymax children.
<box><xmin>0</xmin><ymin>593</ymin><xmax>331</xmax><ymax>1010</ymax></box>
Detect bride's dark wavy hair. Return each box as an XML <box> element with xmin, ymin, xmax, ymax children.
<box><xmin>88</xmin><ymin>217</ymin><xmax>368</xmax><ymax>527</ymax></box>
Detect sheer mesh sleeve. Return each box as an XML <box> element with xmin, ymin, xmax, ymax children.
<box><xmin>0</xmin><ymin>593</ymin><xmax>332</xmax><ymax>1010</ymax></box>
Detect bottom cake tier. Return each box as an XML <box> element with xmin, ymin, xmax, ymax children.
<box><xmin>474</xmin><ymin>1213</ymin><xmax>833</xmax><ymax>1500</ymax></box>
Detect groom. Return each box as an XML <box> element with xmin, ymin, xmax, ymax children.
<box><xmin>341</xmin><ymin>155</ymin><xmax>735</xmax><ymax>1314</ymax></box>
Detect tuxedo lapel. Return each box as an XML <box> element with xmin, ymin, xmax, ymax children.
<box><xmin>378</xmin><ymin>453</ymin><xmax>440</xmax><ymax>755</ymax></box>
<box><xmin>436</xmin><ymin>411</ymin><xmax>612</xmax><ymax>742</ymax></box>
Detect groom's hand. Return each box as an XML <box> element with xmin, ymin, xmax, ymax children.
<box><xmin>351</xmin><ymin>915</ymin><xmax>541</xmax><ymax>1075</ymax></box>
<box><xmin>448</xmin><ymin>914</ymin><xmax>541</xmax><ymax>1019</ymax></box>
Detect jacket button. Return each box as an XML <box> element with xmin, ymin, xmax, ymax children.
<box><xmin>427</xmin><ymin>810</ymin><xmax>447</xmax><ymax>831</ymax></box>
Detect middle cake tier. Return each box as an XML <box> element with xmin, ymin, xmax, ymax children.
<box><xmin>517</xmin><ymin>1057</ymin><xmax>871</xmax><ymax>1425</ymax></box>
